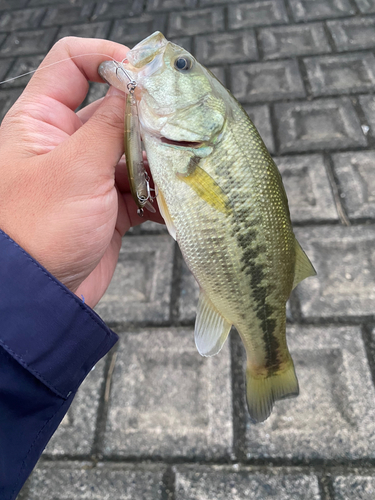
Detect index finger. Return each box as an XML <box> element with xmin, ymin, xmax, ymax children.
<box><xmin>23</xmin><ymin>37</ymin><xmax>129</xmax><ymax>111</ymax></box>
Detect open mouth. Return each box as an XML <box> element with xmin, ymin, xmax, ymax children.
<box><xmin>160</xmin><ymin>137</ymin><xmax>204</xmax><ymax>148</ymax></box>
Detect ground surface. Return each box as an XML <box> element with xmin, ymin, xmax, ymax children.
<box><xmin>2</xmin><ymin>0</ymin><xmax>375</xmax><ymax>499</ymax></box>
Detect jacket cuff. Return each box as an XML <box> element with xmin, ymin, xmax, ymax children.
<box><xmin>0</xmin><ymin>229</ymin><xmax>118</xmax><ymax>399</ymax></box>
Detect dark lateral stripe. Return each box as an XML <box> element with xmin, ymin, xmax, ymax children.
<box><xmin>234</xmin><ymin>228</ymin><xmax>281</xmax><ymax>372</ymax></box>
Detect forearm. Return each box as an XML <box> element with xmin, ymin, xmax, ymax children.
<box><xmin>0</xmin><ymin>229</ymin><xmax>118</xmax><ymax>500</ymax></box>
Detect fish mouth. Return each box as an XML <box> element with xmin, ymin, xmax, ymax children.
<box><xmin>160</xmin><ymin>137</ymin><xmax>204</xmax><ymax>149</ymax></box>
<box><xmin>127</xmin><ymin>31</ymin><xmax>168</xmax><ymax>68</ymax></box>
<box><xmin>98</xmin><ymin>60</ymin><xmax>132</xmax><ymax>92</ymax></box>
<box><xmin>98</xmin><ymin>32</ymin><xmax>171</xmax><ymax>92</ymax></box>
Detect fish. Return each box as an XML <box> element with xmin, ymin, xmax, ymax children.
<box><xmin>98</xmin><ymin>32</ymin><xmax>316</xmax><ymax>423</ymax></box>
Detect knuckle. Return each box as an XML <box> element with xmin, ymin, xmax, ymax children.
<box><xmin>52</xmin><ymin>36</ymin><xmax>76</xmax><ymax>52</ymax></box>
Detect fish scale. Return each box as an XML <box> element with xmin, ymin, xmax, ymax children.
<box><xmin>145</xmin><ymin>104</ymin><xmax>293</xmax><ymax>380</ymax></box>
<box><xmin>211</xmin><ymin>107</ymin><xmax>293</xmax><ymax>367</ymax></box>
<box><xmin>98</xmin><ymin>31</ymin><xmax>316</xmax><ymax>423</ymax></box>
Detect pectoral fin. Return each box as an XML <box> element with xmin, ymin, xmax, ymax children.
<box><xmin>176</xmin><ymin>163</ymin><xmax>230</xmax><ymax>215</ymax></box>
<box><xmin>195</xmin><ymin>290</ymin><xmax>232</xmax><ymax>357</ymax></box>
<box><xmin>155</xmin><ymin>185</ymin><xmax>176</xmax><ymax>240</ymax></box>
<box><xmin>292</xmin><ymin>239</ymin><xmax>316</xmax><ymax>290</ymax></box>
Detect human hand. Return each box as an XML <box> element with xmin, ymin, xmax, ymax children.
<box><xmin>0</xmin><ymin>37</ymin><xmax>163</xmax><ymax>308</ymax></box>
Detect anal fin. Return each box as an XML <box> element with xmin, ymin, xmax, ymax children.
<box><xmin>195</xmin><ymin>290</ymin><xmax>232</xmax><ymax>357</ymax></box>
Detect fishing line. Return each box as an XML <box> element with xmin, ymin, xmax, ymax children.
<box><xmin>0</xmin><ymin>52</ymin><xmax>119</xmax><ymax>86</ymax></box>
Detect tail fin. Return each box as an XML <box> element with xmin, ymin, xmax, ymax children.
<box><xmin>246</xmin><ymin>362</ymin><xmax>299</xmax><ymax>424</ymax></box>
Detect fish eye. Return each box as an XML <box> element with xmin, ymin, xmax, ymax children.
<box><xmin>174</xmin><ymin>56</ymin><xmax>193</xmax><ymax>72</ymax></box>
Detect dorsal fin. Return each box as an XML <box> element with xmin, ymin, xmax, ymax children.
<box><xmin>292</xmin><ymin>239</ymin><xmax>316</xmax><ymax>290</ymax></box>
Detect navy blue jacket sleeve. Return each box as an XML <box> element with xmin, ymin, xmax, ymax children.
<box><xmin>0</xmin><ymin>229</ymin><xmax>118</xmax><ymax>500</ymax></box>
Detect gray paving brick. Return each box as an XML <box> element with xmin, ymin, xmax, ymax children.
<box><xmin>275</xmin><ymin>154</ymin><xmax>338</xmax><ymax>222</ymax></box>
<box><xmin>245</xmin><ymin>325</ymin><xmax>375</xmax><ymax>460</ymax></box>
<box><xmin>0</xmin><ymin>8</ymin><xmax>45</xmax><ymax>32</ymax></box>
<box><xmin>127</xmin><ymin>220</ymin><xmax>169</xmax><ymax>236</ymax></box>
<box><xmin>179</xmin><ymin>259</ymin><xmax>199</xmax><ymax>323</ymax></box>
<box><xmin>332</xmin><ymin>151</ymin><xmax>375</xmax><ymax>220</ymax></box>
<box><xmin>332</xmin><ymin>475</ymin><xmax>375</xmax><ymax>500</ymax></box>
<box><xmin>304</xmin><ymin>53</ymin><xmax>375</xmax><ymax>96</ymax></box>
<box><xmin>43</xmin><ymin>358</ymin><xmax>106</xmax><ymax>456</ymax></box>
<box><xmin>168</xmin><ymin>7</ymin><xmax>224</xmax><ymax>37</ymax></box>
<box><xmin>260</xmin><ymin>23</ymin><xmax>331</xmax><ymax>60</ymax></box>
<box><xmin>195</xmin><ymin>31</ymin><xmax>258</xmax><ymax>65</ymax></box>
<box><xmin>231</xmin><ymin>60</ymin><xmax>305</xmax><ymax>103</ymax></box>
<box><xmin>0</xmin><ymin>28</ymin><xmax>57</xmax><ymax>57</ymax></box>
<box><xmin>147</xmin><ymin>0</ymin><xmax>197</xmax><ymax>10</ymax></box>
<box><xmin>288</xmin><ymin>0</ymin><xmax>355</xmax><ymax>21</ymax></box>
<box><xmin>92</xmin><ymin>0</ymin><xmax>143</xmax><ymax>20</ymax></box>
<box><xmin>25</xmin><ymin>462</ymin><xmax>165</xmax><ymax>500</ymax></box>
<box><xmin>207</xmin><ymin>66</ymin><xmax>225</xmax><ymax>85</ymax></box>
<box><xmin>200</xmin><ymin>0</ymin><xmax>238</xmax><ymax>4</ymax></box>
<box><xmin>0</xmin><ymin>0</ymin><xmax>28</xmax><ymax>9</ymax></box>
<box><xmin>110</xmin><ymin>14</ymin><xmax>167</xmax><ymax>45</ymax></box>
<box><xmin>356</xmin><ymin>0</ymin><xmax>375</xmax><ymax>13</ymax></box>
<box><xmin>175</xmin><ymin>466</ymin><xmax>321</xmax><ymax>500</ymax></box>
<box><xmin>275</xmin><ymin>98</ymin><xmax>366</xmax><ymax>153</ymax></box>
<box><xmin>0</xmin><ymin>89</ymin><xmax>23</xmax><ymax>120</ymax></box>
<box><xmin>57</xmin><ymin>21</ymin><xmax>111</xmax><ymax>40</ymax></box>
<box><xmin>200</xmin><ymin>0</ymin><xmax>238</xmax><ymax>3</ymax></box>
<box><xmin>28</xmin><ymin>0</ymin><xmax>86</xmax><ymax>5</ymax></box>
<box><xmin>228</xmin><ymin>0</ymin><xmax>289</xmax><ymax>29</ymax></box>
<box><xmin>359</xmin><ymin>95</ymin><xmax>375</xmax><ymax>135</ymax></box>
<box><xmin>170</xmin><ymin>36</ymin><xmax>192</xmax><ymax>53</ymax></box>
<box><xmin>1</xmin><ymin>55</ymin><xmax>44</xmax><ymax>89</ymax></box>
<box><xmin>328</xmin><ymin>17</ymin><xmax>375</xmax><ymax>52</ymax></box>
<box><xmin>85</xmin><ymin>81</ymin><xmax>109</xmax><ymax>105</ymax></box>
<box><xmin>243</xmin><ymin>104</ymin><xmax>275</xmax><ymax>154</ymax></box>
<box><xmin>42</xmin><ymin>3</ymin><xmax>95</xmax><ymax>27</ymax></box>
<box><xmin>0</xmin><ymin>57</ymin><xmax>14</xmax><ymax>84</ymax></box>
<box><xmin>103</xmin><ymin>327</ymin><xmax>233</xmax><ymax>458</ymax></box>
<box><xmin>294</xmin><ymin>225</ymin><xmax>375</xmax><ymax>319</ymax></box>
<box><xmin>95</xmin><ymin>235</ymin><xmax>174</xmax><ymax>324</ymax></box>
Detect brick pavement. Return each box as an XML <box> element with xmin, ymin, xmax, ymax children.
<box><xmin>0</xmin><ymin>0</ymin><xmax>373</xmax><ymax>498</ymax></box>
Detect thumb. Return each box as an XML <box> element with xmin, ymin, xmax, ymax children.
<box><xmin>58</xmin><ymin>86</ymin><xmax>126</xmax><ymax>177</ymax></box>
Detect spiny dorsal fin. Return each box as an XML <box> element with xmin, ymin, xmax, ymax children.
<box><xmin>292</xmin><ymin>239</ymin><xmax>316</xmax><ymax>290</ymax></box>
<box><xmin>176</xmin><ymin>164</ymin><xmax>231</xmax><ymax>215</ymax></box>
<box><xmin>155</xmin><ymin>184</ymin><xmax>176</xmax><ymax>240</ymax></box>
<box><xmin>195</xmin><ymin>290</ymin><xmax>232</xmax><ymax>357</ymax></box>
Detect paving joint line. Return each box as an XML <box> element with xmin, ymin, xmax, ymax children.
<box><xmin>323</xmin><ymin>152</ymin><xmax>351</xmax><ymax>226</ymax></box>
<box><xmin>91</xmin><ymin>343</ymin><xmax>119</xmax><ymax>458</ymax></box>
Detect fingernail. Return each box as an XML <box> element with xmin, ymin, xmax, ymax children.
<box><xmin>106</xmin><ymin>86</ymin><xmax>125</xmax><ymax>98</ymax></box>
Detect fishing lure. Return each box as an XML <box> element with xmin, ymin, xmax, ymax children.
<box><xmin>113</xmin><ymin>61</ymin><xmax>156</xmax><ymax>216</ymax></box>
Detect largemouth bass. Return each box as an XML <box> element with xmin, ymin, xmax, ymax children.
<box><xmin>99</xmin><ymin>32</ymin><xmax>316</xmax><ymax>423</ymax></box>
